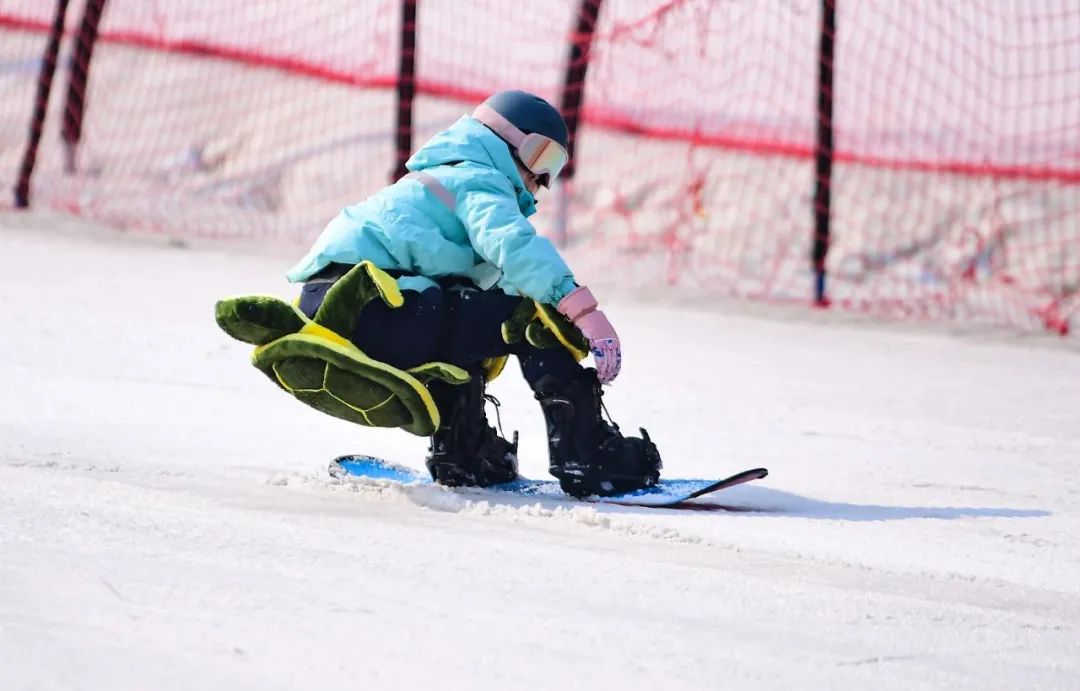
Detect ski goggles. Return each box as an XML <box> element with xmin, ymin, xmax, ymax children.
<box><xmin>472</xmin><ymin>103</ymin><xmax>568</xmax><ymax>187</ymax></box>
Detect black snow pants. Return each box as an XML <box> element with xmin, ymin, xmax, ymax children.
<box><xmin>297</xmin><ymin>279</ymin><xmax>582</xmax><ymax>389</ymax></box>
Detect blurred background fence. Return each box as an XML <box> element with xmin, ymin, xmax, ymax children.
<box><xmin>1</xmin><ymin>0</ymin><xmax>1077</xmax><ymax>333</ymax></box>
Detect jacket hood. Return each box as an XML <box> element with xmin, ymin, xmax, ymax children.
<box><xmin>406</xmin><ymin>116</ymin><xmax>537</xmax><ymax>216</ymax></box>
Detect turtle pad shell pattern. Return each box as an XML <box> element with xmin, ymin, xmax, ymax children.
<box><xmin>215</xmin><ymin>261</ymin><xmax>468</xmax><ymax>436</ymax></box>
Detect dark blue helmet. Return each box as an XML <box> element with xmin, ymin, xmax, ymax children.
<box><xmin>480</xmin><ymin>90</ymin><xmax>569</xmax><ymax>149</ymax></box>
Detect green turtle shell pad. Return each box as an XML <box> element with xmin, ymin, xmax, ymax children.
<box><xmin>214</xmin><ymin>261</ymin><xmax>470</xmax><ymax>437</ymax></box>
<box><xmin>215</xmin><ymin>295</ymin><xmax>308</xmax><ymax>346</ymax></box>
<box><xmin>252</xmin><ymin>331</ymin><xmax>452</xmax><ymax>436</ymax></box>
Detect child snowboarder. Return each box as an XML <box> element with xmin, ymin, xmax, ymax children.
<box><xmin>239</xmin><ymin>90</ymin><xmax>661</xmax><ymax>497</ymax></box>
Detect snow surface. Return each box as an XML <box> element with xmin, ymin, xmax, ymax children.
<box><xmin>2</xmin><ymin>212</ymin><xmax>1079</xmax><ymax>690</ymax></box>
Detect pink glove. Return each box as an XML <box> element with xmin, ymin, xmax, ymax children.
<box><xmin>557</xmin><ymin>286</ymin><xmax>621</xmax><ymax>384</ymax></box>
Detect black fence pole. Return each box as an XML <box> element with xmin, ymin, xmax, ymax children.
<box><xmin>61</xmin><ymin>0</ymin><xmax>109</xmax><ymax>174</ymax></box>
<box><xmin>812</xmin><ymin>0</ymin><xmax>835</xmax><ymax>306</ymax></box>
<box><xmin>559</xmin><ymin>0</ymin><xmax>602</xmax><ymax>181</ymax></box>
<box><xmin>14</xmin><ymin>0</ymin><xmax>71</xmax><ymax>208</ymax></box>
<box><xmin>552</xmin><ymin>0</ymin><xmax>602</xmax><ymax>245</ymax></box>
<box><xmin>392</xmin><ymin>0</ymin><xmax>417</xmax><ymax>183</ymax></box>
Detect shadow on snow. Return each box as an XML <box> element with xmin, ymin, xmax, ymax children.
<box><xmin>687</xmin><ymin>484</ymin><xmax>1050</xmax><ymax>521</ymax></box>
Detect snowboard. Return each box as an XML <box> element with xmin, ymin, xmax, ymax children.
<box><xmin>329</xmin><ymin>455</ymin><xmax>768</xmax><ymax>508</ymax></box>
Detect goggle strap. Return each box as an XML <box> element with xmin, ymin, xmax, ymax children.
<box><xmin>472</xmin><ymin>104</ymin><xmax>526</xmax><ymax>148</ymax></box>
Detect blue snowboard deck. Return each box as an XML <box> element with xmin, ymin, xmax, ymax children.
<box><xmin>329</xmin><ymin>455</ymin><xmax>767</xmax><ymax>508</ymax></box>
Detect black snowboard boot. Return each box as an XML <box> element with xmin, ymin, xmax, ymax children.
<box><xmin>534</xmin><ymin>368</ymin><xmax>662</xmax><ymax>497</ymax></box>
<box><xmin>425</xmin><ymin>370</ymin><xmax>519</xmax><ymax>487</ymax></box>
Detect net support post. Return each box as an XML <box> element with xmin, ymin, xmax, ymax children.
<box><xmin>61</xmin><ymin>0</ymin><xmax>108</xmax><ymax>174</ymax></box>
<box><xmin>554</xmin><ymin>0</ymin><xmax>603</xmax><ymax>247</ymax></box>
<box><xmin>14</xmin><ymin>0</ymin><xmax>72</xmax><ymax>208</ymax></box>
<box><xmin>392</xmin><ymin>0</ymin><xmax>417</xmax><ymax>183</ymax></box>
<box><xmin>812</xmin><ymin>0</ymin><xmax>836</xmax><ymax>307</ymax></box>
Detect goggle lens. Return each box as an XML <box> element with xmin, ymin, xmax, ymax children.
<box><xmin>518</xmin><ymin>134</ymin><xmax>568</xmax><ymax>186</ymax></box>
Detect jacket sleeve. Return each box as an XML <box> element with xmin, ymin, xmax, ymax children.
<box><xmin>455</xmin><ymin>177</ymin><xmax>577</xmax><ymax>305</ymax></box>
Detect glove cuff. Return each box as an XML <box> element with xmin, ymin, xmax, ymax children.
<box><xmin>557</xmin><ymin>286</ymin><xmax>598</xmax><ymax>322</ymax></box>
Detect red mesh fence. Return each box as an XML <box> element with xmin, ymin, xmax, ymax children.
<box><xmin>1</xmin><ymin>0</ymin><xmax>1077</xmax><ymax>333</ymax></box>
<box><xmin>1</xmin><ymin>0</ymin><xmax>401</xmax><ymax>241</ymax></box>
<box><xmin>827</xmin><ymin>2</ymin><xmax>1080</xmax><ymax>332</ymax></box>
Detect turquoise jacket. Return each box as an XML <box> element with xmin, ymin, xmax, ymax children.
<box><xmin>286</xmin><ymin>116</ymin><xmax>577</xmax><ymax>306</ymax></box>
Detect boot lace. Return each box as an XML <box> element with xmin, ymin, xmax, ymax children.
<box><xmin>595</xmin><ymin>382</ymin><xmax>619</xmax><ymax>434</ymax></box>
<box><xmin>483</xmin><ymin>393</ymin><xmax>505</xmax><ymax>438</ymax></box>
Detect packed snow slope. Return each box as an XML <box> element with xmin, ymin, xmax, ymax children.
<box><xmin>2</xmin><ymin>213</ymin><xmax>1079</xmax><ymax>690</ymax></box>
